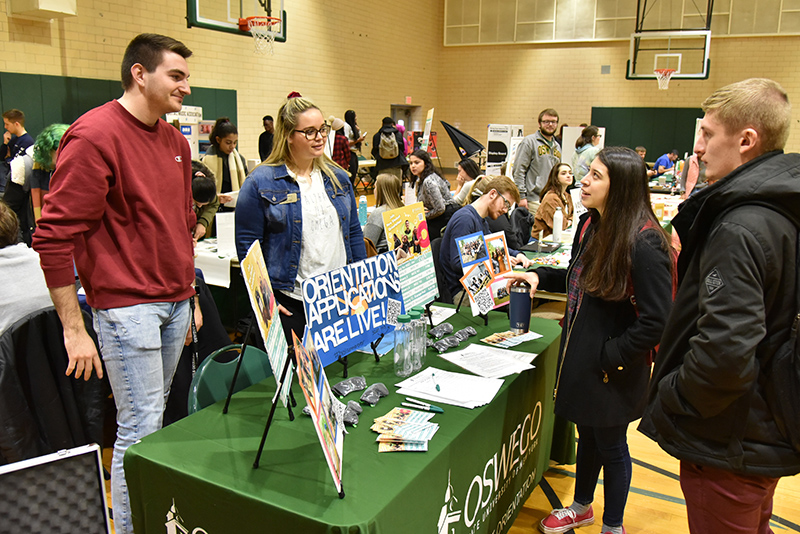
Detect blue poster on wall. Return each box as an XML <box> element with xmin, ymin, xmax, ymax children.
<box><xmin>302</xmin><ymin>252</ymin><xmax>405</xmax><ymax>367</ymax></box>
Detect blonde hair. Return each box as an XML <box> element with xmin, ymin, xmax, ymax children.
<box><xmin>263</xmin><ymin>95</ymin><xmax>344</xmax><ymax>190</ymax></box>
<box><xmin>702</xmin><ymin>78</ymin><xmax>791</xmax><ymax>152</ymax></box>
<box><xmin>374</xmin><ymin>173</ymin><xmax>403</xmax><ymax>210</ymax></box>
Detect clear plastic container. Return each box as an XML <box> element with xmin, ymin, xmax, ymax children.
<box><xmin>393</xmin><ymin>314</ymin><xmax>413</xmax><ymax>377</ymax></box>
<box><xmin>408</xmin><ymin>310</ymin><xmax>422</xmax><ymax>372</ymax></box>
<box><xmin>411</xmin><ymin>306</ymin><xmax>428</xmax><ymax>369</ymax></box>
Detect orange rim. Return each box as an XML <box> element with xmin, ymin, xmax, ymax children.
<box><xmin>237</xmin><ymin>16</ymin><xmax>281</xmax><ymax>32</ymax></box>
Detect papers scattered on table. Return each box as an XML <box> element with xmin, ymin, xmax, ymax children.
<box><xmin>429</xmin><ymin>305</ymin><xmax>458</xmax><ymax>326</ymax></box>
<box><xmin>372</xmin><ymin>407</ymin><xmax>437</xmax><ymax>452</ymax></box>
<box><xmin>438</xmin><ymin>343</ymin><xmax>537</xmax><ymax>379</ymax></box>
<box><xmin>481</xmin><ymin>330</ymin><xmax>542</xmax><ymax>348</ymax></box>
<box><xmin>194</xmin><ymin>238</ymin><xmax>235</xmax><ymax>288</ymax></box>
<box><xmin>396</xmin><ymin>367</ymin><xmax>504</xmax><ymax>409</ymax></box>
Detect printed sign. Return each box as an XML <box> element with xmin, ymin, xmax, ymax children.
<box><xmin>240</xmin><ymin>240</ymin><xmax>291</xmax><ymax>405</ymax></box>
<box><xmin>458</xmin><ymin>231</ymin><xmax>515</xmax><ymax>315</ymax></box>
<box><xmin>293</xmin><ymin>332</ymin><xmax>344</xmax><ymax>495</ymax></box>
<box><xmin>302</xmin><ymin>253</ymin><xmax>404</xmax><ymax>367</ymax></box>
<box><xmin>382</xmin><ymin>202</ymin><xmax>439</xmax><ymax>309</ymax></box>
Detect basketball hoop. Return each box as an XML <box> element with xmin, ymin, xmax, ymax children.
<box><xmin>238</xmin><ymin>16</ymin><xmax>281</xmax><ymax>55</ymax></box>
<box><xmin>654</xmin><ymin>68</ymin><xmax>676</xmax><ymax>90</ymax></box>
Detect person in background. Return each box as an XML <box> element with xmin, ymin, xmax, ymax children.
<box><xmin>2</xmin><ymin>109</ymin><xmax>34</xmax><ymax>194</ymax></box>
<box><xmin>654</xmin><ymin>149</ymin><xmax>679</xmax><ymax>176</ymax></box>
<box><xmin>506</xmin><ymin>147</ymin><xmax>674</xmax><ymax>534</ymax></box>
<box><xmin>440</xmin><ymin>175</ymin><xmax>530</xmax><ymax>301</ymax></box>
<box><xmin>513</xmin><ymin>108</ymin><xmax>562</xmax><ymax>218</ymax></box>
<box><xmin>326</xmin><ymin>116</ymin><xmax>351</xmax><ymax>170</ymax></box>
<box><xmin>453</xmin><ymin>158</ymin><xmax>482</xmax><ymax>206</ymax></box>
<box><xmin>202</xmin><ymin>117</ymin><xmax>248</xmax><ymax>204</ymax></box>
<box><xmin>0</xmin><ymin>200</ymin><xmax>52</xmax><ymax>335</ymax></box>
<box><xmin>409</xmin><ymin>149</ymin><xmax>459</xmax><ymax>240</ymax></box>
<box><xmin>396</xmin><ymin>122</ymin><xmax>409</xmax><ymax>156</ymax></box>
<box><xmin>32</xmin><ymin>33</ymin><xmax>200</xmax><ymax>534</ymax></box>
<box><xmin>258</xmin><ymin>115</ymin><xmax>274</xmax><ymax>161</ymax></box>
<box><xmin>532</xmin><ymin>162</ymin><xmax>573</xmax><ymax>239</ymax></box>
<box><xmin>635</xmin><ymin>146</ymin><xmax>656</xmax><ymax>177</ymax></box>
<box><xmin>190</xmin><ymin>160</ymin><xmax>219</xmax><ymax>243</ymax></box>
<box><xmin>572</xmin><ymin>126</ymin><xmax>602</xmax><ymax>183</ymax></box>
<box><xmin>363</xmin><ymin>173</ymin><xmax>403</xmax><ymax>253</ymax></box>
<box><xmin>640</xmin><ymin>78</ymin><xmax>800</xmax><ymax>534</ymax></box>
<box><xmin>678</xmin><ymin>153</ymin><xmax>707</xmax><ymax>198</ymax></box>
<box><xmin>30</xmin><ymin>123</ymin><xmax>69</xmax><ymax>222</ymax></box>
<box><xmin>556</xmin><ymin>123</ymin><xmax>568</xmax><ymax>147</ymax></box>
<box><xmin>372</xmin><ymin>117</ymin><xmax>407</xmax><ymax>179</ymax></box>
<box><xmin>3</xmin><ymin>140</ymin><xmax>34</xmax><ymax>245</ymax></box>
<box><xmin>236</xmin><ymin>93</ymin><xmax>366</xmax><ymax>346</ymax></box>
<box><xmin>344</xmin><ymin>109</ymin><xmax>367</xmax><ymax>185</ymax></box>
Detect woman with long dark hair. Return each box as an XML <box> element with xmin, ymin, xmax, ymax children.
<box><xmin>453</xmin><ymin>158</ymin><xmax>482</xmax><ymax>206</ymax></box>
<box><xmin>236</xmin><ymin>93</ymin><xmax>366</xmax><ymax>344</ymax></box>
<box><xmin>506</xmin><ymin>147</ymin><xmax>674</xmax><ymax>534</ymax></box>
<box><xmin>531</xmin><ymin>162</ymin><xmax>573</xmax><ymax>239</ymax></box>
<box><xmin>202</xmin><ymin>117</ymin><xmax>248</xmax><ymax>196</ymax></box>
<box><xmin>571</xmin><ymin>125</ymin><xmax>602</xmax><ymax>183</ymax></box>
<box><xmin>343</xmin><ymin>109</ymin><xmax>366</xmax><ymax>184</ymax></box>
<box><xmin>408</xmin><ymin>149</ymin><xmax>459</xmax><ymax>239</ymax></box>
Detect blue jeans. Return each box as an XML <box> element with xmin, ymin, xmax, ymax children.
<box><xmin>93</xmin><ymin>300</ymin><xmax>191</xmax><ymax>534</ymax></box>
<box><xmin>574</xmin><ymin>423</ymin><xmax>632</xmax><ymax>528</ymax></box>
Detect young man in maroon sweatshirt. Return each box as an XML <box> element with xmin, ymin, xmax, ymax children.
<box><xmin>32</xmin><ymin>33</ymin><xmax>202</xmax><ymax>534</ymax></box>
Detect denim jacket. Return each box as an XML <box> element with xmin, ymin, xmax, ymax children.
<box><xmin>235</xmin><ymin>164</ymin><xmax>366</xmax><ymax>292</ymax></box>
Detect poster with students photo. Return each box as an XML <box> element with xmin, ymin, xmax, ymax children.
<box><xmin>382</xmin><ymin>202</ymin><xmax>438</xmax><ymax>309</ymax></box>
<box><xmin>293</xmin><ymin>331</ymin><xmax>344</xmax><ymax>495</ymax></box>
<box><xmin>240</xmin><ymin>240</ymin><xmax>292</xmax><ymax>405</ymax></box>
<box><xmin>458</xmin><ymin>231</ymin><xmax>515</xmax><ymax>315</ymax></box>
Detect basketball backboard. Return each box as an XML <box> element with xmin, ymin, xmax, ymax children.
<box><xmin>627</xmin><ymin>30</ymin><xmax>711</xmax><ymax>80</ymax></box>
<box><xmin>187</xmin><ymin>0</ymin><xmax>286</xmax><ymax>42</ymax></box>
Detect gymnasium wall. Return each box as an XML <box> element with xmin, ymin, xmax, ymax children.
<box><xmin>2</xmin><ymin>0</ymin><xmax>799</xmax><ymax>167</ymax></box>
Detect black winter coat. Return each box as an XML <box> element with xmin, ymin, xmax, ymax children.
<box><xmin>536</xmin><ymin>212</ymin><xmax>673</xmax><ymax>427</ymax></box>
<box><xmin>639</xmin><ymin>151</ymin><xmax>800</xmax><ymax>477</ymax></box>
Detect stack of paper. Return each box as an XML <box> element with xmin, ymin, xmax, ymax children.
<box><xmin>371</xmin><ymin>408</ymin><xmax>438</xmax><ymax>452</ymax></box>
<box><xmin>481</xmin><ymin>330</ymin><xmax>543</xmax><ymax>348</ymax></box>
<box><xmin>395</xmin><ymin>367</ymin><xmax>504</xmax><ymax>409</ymax></box>
<box><xmin>439</xmin><ymin>344</ymin><xmax>537</xmax><ymax>379</ymax></box>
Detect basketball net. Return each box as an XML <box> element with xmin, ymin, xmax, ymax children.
<box><xmin>243</xmin><ymin>16</ymin><xmax>281</xmax><ymax>55</ymax></box>
<box><xmin>654</xmin><ymin>68</ymin><xmax>676</xmax><ymax>90</ymax></box>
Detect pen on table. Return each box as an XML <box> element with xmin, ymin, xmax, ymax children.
<box><xmin>404</xmin><ymin>397</ymin><xmax>444</xmax><ymax>412</ymax></box>
<box><xmin>431</xmin><ymin>372</ymin><xmax>441</xmax><ymax>391</ymax></box>
<box><xmin>402</xmin><ymin>401</ymin><xmax>444</xmax><ymax>414</ymax></box>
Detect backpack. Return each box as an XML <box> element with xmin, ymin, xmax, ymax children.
<box><xmin>378</xmin><ymin>132</ymin><xmax>399</xmax><ymax>160</ymax></box>
<box><xmin>507</xmin><ymin>206</ymin><xmax>534</xmax><ymax>250</ymax></box>
<box><xmin>764</xmin><ymin>229</ymin><xmax>800</xmax><ymax>452</ymax></box>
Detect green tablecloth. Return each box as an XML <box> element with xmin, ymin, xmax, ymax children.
<box><xmin>126</xmin><ymin>308</ymin><xmax>572</xmax><ymax>534</ymax></box>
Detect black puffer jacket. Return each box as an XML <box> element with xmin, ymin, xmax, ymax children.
<box><xmin>537</xmin><ymin>212</ymin><xmax>673</xmax><ymax>427</ymax></box>
<box><xmin>639</xmin><ymin>151</ymin><xmax>800</xmax><ymax>477</ymax></box>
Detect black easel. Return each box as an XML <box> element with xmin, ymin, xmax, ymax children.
<box><xmin>337</xmin><ymin>355</ymin><xmax>349</xmax><ymax>378</ymax></box>
<box><xmin>424</xmin><ymin>303</ymin><xmax>434</xmax><ymax>328</ymax></box>
<box><xmin>253</xmin><ymin>346</ymin><xmax>296</xmax><ymax>468</ymax></box>
<box><xmin>223</xmin><ymin>312</ymin><xmax>296</xmax><ymax>420</ymax></box>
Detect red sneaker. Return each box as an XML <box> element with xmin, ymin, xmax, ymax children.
<box><xmin>539</xmin><ymin>506</ymin><xmax>594</xmax><ymax>534</ymax></box>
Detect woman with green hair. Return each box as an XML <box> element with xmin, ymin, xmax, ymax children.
<box><xmin>31</xmin><ymin>123</ymin><xmax>69</xmax><ymax>220</ymax></box>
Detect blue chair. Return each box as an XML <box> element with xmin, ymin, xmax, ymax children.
<box><xmin>187</xmin><ymin>344</ymin><xmax>273</xmax><ymax>414</ymax></box>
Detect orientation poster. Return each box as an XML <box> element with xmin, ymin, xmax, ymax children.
<box><xmin>382</xmin><ymin>202</ymin><xmax>438</xmax><ymax>309</ymax></box>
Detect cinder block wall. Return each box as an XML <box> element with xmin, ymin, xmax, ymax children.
<box><xmin>2</xmin><ymin>0</ymin><xmax>798</xmax><ymax>166</ymax></box>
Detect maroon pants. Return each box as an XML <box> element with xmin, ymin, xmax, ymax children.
<box><xmin>680</xmin><ymin>461</ymin><xmax>779</xmax><ymax>534</ymax></box>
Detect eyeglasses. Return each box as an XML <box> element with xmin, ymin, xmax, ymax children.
<box><xmin>500</xmin><ymin>195</ymin><xmax>512</xmax><ymax>211</ymax></box>
<box><xmin>294</xmin><ymin>123</ymin><xmax>330</xmax><ymax>140</ymax></box>
<box><xmin>540</xmin><ymin>120</ymin><xmax>558</xmax><ymax>125</ymax></box>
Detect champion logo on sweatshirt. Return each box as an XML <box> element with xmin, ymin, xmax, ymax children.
<box><xmin>705</xmin><ymin>267</ymin><xmax>725</xmax><ymax>296</ymax></box>
<box><xmin>175</xmin><ymin>156</ymin><xmax>182</xmax><ymax>162</ymax></box>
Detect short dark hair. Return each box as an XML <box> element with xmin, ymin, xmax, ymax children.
<box><xmin>121</xmin><ymin>33</ymin><xmax>192</xmax><ymax>90</ymax></box>
<box><xmin>2</xmin><ymin>109</ymin><xmax>25</xmax><ymax>127</ymax></box>
<box><xmin>0</xmin><ymin>200</ymin><xmax>20</xmax><ymax>248</ymax></box>
<box><xmin>191</xmin><ymin>161</ymin><xmax>217</xmax><ymax>204</ymax></box>
<box><xmin>382</xmin><ymin>116</ymin><xmax>395</xmax><ymax>127</ymax></box>
<box><xmin>263</xmin><ymin>115</ymin><xmax>273</xmax><ymax>122</ymax></box>
<box><xmin>670</xmin><ymin>149</ymin><xmax>680</xmax><ymax>156</ymax></box>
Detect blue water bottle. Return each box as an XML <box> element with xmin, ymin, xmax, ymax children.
<box><xmin>358</xmin><ymin>195</ymin><xmax>368</xmax><ymax>226</ymax></box>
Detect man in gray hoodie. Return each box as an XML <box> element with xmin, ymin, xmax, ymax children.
<box><xmin>512</xmin><ymin>108</ymin><xmax>561</xmax><ymax>218</ymax></box>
